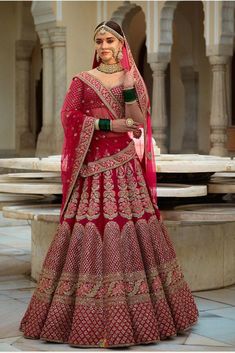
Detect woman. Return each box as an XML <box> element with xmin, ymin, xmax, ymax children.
<box><xmin>20</xmin><ymin>21</ymin><xmax>198</xmax><ymax>348</ymax></box>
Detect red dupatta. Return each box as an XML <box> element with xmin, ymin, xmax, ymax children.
<box><xmin>60</xmin><ymin>77</ymin><xmax>96</xmax><ymax>222</ymax></box>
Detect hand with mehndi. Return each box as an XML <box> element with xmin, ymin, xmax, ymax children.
<box><xmin>111</xmin><ymin>118</ymin><xmax>139</xmax><ymax>133</ymax></box>
<box><xmin>123</xmin><ymin>66</ymin><xmax>135</xmax><ymax>89</ymax></box>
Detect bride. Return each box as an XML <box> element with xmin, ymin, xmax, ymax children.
<box><xmin>20</xmin><ymin>20</ymin><xmax>198</xmax><ymax>348</ymax></box>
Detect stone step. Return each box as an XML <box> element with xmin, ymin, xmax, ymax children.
<box><xmin>157</xmin><ymin>184</ymin><xmax>207</xmax><ymax>197</ymax></box>
<box><xmin>0</xmin><ymin>183</ymin><xmax>62</xmax><ymax>194</ymax></box>
<box><xmin>2</xmin><ymin>204</ymin><xmax>61</xmax><ymax>221</ymax></box>
<box><xmin>162</xmin><ymin>203</ymin><xmax>235</xmax><ymax>222</ymax></box>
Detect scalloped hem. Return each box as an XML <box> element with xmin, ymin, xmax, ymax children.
<box><xmin>21</xmin><ymin>318</ymin><xmax>198</xmax><ymax>349</ymax></box>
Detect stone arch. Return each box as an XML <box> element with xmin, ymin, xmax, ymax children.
<box><xmin>31</xmin><ymin>1</ymin><xmax>56</xmax><ymax>27</ymax></box>
<box><xmin>110</xmin><ymin>1</ymin><xmax>142</xmax><ymax>33</ymax></box>
<box><xmin>158</xmin><ymin>0</ymin><xmax>206</xmax><ymax>62</ymax></box>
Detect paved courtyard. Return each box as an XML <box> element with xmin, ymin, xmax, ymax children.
<box><xmin>0</xmin><ymin>212</ymin><xmax>235</xmax><ymax>352</ymax></box>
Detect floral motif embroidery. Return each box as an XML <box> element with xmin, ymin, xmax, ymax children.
<box><xmin>76</xmin><ymin>177</ymin><xmax>89</xmax><ymax>220</ymax></box>
<box><xmin>86</xmin><ymin>173</ymin><xmax>100</xmax><ymax>220</ymax></box>
<box><xmin>117</xmin><ymin>165</ymin><xmax>132</xmax><ymax>219</ymax></box>
<box><xmin>134</xmin><ymin>159</ymin><xmax>155</xmax><ymax>214</ymax></box>
<box><xmin>64</xmin><ymin>157</ymin><xmax>155</xmax><ymax>222</ymax></box>
<box><xmin>116</xmin><ymin>160</ymin><xmax>155</xmax><ymax>219</ymax></box>
<box><xmin>80</xmin><ymin>141</ymin><xmax>136</xmax><ymax>177</ymax></box>
<box><xmin>103</xmin><ymin>169</ymin><xmax>118</xmax><ymax>220</ymax></box>
<box><xmin>125</xmin><ymin>162</ymin><xmax>145</xmax><ymax>216</ymax></box>
<box><xmin>64</xmin><ymin>180</ymin><xmax>80</xmax><ymax>219</ymax></box>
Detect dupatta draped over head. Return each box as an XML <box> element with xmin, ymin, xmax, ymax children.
<box><xmin>60</xmin><ymin>21</ymin><xmax>160</xmax><ymax>222</ymax></box>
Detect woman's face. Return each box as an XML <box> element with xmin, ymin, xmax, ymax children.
<box><xmin>95</xmin><ymin>31</ymin><xmax>123</xmax><ymax>65</ymax></box>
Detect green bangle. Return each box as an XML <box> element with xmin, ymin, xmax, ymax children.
<box><xmin>123</xmin><ymin>87</ymin><xmax>137</xmax><ymax>103</ymax></box>
<box><xmin>99</xmin><ymin>119</ymin><xmax>111</xmax><ymax>131</ymax></box>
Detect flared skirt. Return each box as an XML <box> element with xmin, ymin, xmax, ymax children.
<box><xmin>20</xmin><ymin>157</ymin><xmax>198</xmax><ymax>348</ymax></box>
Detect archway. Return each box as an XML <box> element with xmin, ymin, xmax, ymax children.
<box><xmin>169</xmin><ymin>1</ymin><xmax>209</xmax><ymax>154</ymax></box>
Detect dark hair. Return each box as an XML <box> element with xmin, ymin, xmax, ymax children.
<box><xmin>94</xmin><ymin>20</ymin><xmax>124</xmax><ymax>38</ymax></box>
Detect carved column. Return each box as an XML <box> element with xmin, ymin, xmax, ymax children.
<box><xmin>48</xmin><ymin>27</ymin><xmax>67</xmax><ymax>154</ymax></box>
<box><xmin>209</xmin><ymin>55</ymin><xmax>229</xmax><ymax>156</ymax></box>
<box><xmin>15</xmin><ymin>40</ymin><xmax>35</xmax><ymax>155</ymax></box>
<box><xmin>36</xmin><ymin>30</ymin><xmax>54</xmax><ymax>156</ymax></box>
<box><xmin>181</xmin><ymin>66</ymin><xmax>199</xmax><ymax>153</ymax></box>
<box><xmin>149</xmin><ymin>62</ymin><xmax>168</xmax><ymax>153</ymax></box>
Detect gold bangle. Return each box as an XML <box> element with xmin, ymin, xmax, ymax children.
<box><xmin>110</xmin><ymin>120</ymin><xmax>113</xmax><ymax>131</ymax></box>
<box><xmin>95</xmin><ymin>119</ymin><xmax>100</xmax><ymax>130</ymax></box>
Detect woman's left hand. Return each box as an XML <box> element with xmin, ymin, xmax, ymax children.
<box><xmin>123</xmin><ymin>66</ymin><xmax>135</xmax><ymax>88</ymax></box>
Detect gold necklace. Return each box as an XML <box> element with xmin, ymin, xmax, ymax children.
<box><xmin>97</xmin><ymin>62</ymin><xmax>123</xmax><ymax>74</ymax></box>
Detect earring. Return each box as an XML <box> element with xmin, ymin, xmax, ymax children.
<box><xmin>117</xmin><ymin>49</ymin><xmax>123</xmax><ymax>61</ymax></box>
<box><xmin>96</xmin><ymin>51</ymin><xmax>100</xmax><ymax>62</ymax></box>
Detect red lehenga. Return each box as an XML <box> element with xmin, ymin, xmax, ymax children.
<box><xmin>19</xmin><ymin>70</ymin><xmax>198</xmax><ymax>348</ymax></box>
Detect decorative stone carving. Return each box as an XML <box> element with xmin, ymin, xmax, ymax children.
<box><xmin>209</xmin><ymin>55</ymin><xmax>229</xmax><ymax>156</ymax></box>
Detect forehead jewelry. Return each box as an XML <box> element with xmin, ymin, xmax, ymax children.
<box><xmin>94</xmin><ymin>22</ymin><xmax>123</xmax><ymax>41</ymax></box>
<box><xmin>99</xmin><ymin>27</ymin><xmax>107</xmax><ymax>35</ymax></box>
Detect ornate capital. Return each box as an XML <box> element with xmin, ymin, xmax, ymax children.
<box><xmin>149</xmin><ymin>61</ymin><xmax>168</xmax><ymax>76</ymax></box>
<box><xmin>48</xmin><ymin>27</ymin><xmax>66</xmax><ymax>47</ymax></box>
<box><xmin>37</xmin><ymin>30</ymin><xmax>51</xmax><ymax>49</ymax></box>
<box><xmin>15</xmin><ymin>40</ymin><xmax>35</xmax><ymax>60</ymax></box>
<box><xmin>209</xmin><ymin>55</ymin><xmax>229</xmax><ymax>66</ymax></box>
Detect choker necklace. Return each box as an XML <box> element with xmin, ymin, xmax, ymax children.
<box><xmin>97</xmin><ymin>62</ymin><xmax>123</xmax><ymax>74</ymax></box>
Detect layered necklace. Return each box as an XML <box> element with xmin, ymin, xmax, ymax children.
<box><xmin>97</xmin><ymin>62</ymin><xmax>123</xmax><ymax>74</ymax></box>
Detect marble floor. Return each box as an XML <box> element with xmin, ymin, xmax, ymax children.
<box><xmin>0</xmin><ymin>212</ymin><xmax>235</xmax><ymax>352</ymax></box>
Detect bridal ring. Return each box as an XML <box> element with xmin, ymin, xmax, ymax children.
<box><xmin>125</xmin><ymin>118</ymin><xmax>134</xmax><ymax>127</ymax></box>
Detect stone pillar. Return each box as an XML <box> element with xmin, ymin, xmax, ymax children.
<box><xmin>36</xmin><ymin>30</ymin><xmax>54</xmax><ymax>156</ymax></box>
<box><xmin>149</xmin><ymin>62</ymin><xmax>168</xmax><ymax>153</ymax></box>
<box><xmin>181</xmin><ymin>66</ymin><xmax>199</xmax><ymax>153</ymax></box>
<box><xmin>209</xmin><ymin>55</ymin><xmax>229</xmax><ymax>156</ymax></box>
<box><xmin>15</xmin><ymin>40</ymin><xmax>35</xmax><ymax>155</ymax></box>
<box><xmin>48</xmin><ymin>27</ymin><xmax>66</xmax><ymax>154</ymax></box>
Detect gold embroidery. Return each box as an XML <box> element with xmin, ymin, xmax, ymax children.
<box><xmin>64</xmin><ymin>180</ymin><xmax>80</xmax><ymax>219</ymax></box>
<box><xmin>80</xmin><ymin>141</ymin><xmax>136</xmax><ymax>177</ymax></box>
<box><xmin>135</xmin><ymin>159</ymin><xmax>155</xmax><ymax>214</ymax></box>
<box><xmin>76</xmin><ymin>177</ymin><xmax>89</xmax><ymax>220</ymax></box>
<box><xmin>126</xmin><ymin>162</ymin><xmax>145</xmax><ymax>217</ymax></box>
<box><xmin>103</xmin><ymin>169</ymin><xmax>118</xmax><ymax>219</ymax></box>
<box><xmin>78</xmin><ymin>72</ymin><xmax>123</xmax><ymax>119</ymax></box>
<box><xmin>86</xmin><ymin>173</ymin><xmax>100</xmax><ymax>220</ymax></box>
<box><xmin>117</xmin><ymin>165</ymin><xmax>132</xmax><ymax>219</ymax></box>
<box><xmin>116</xmin><ymin>160</ymin><xmax>154</xmax><ymax>219</ymax></box>
<box><xmin>61</xmin><ymin>116</ymin><xmax>95</xmax><ymax>217</ymax></box>
<box><xmin>34</xmin><ymin>217</ymin><xmax>189</xmax><ymax>309</ymax></box>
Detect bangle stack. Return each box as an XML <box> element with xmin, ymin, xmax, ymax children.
<box><xmin>123</xmin><ymin>87</ymin><xmax>137</xmax><ymax>104</ymax></box>
<box><xmin>98</xmin><ymin>119</ymin><xmax>111</xmax><ymax>131</ymax></box>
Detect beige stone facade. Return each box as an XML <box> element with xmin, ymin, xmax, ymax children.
<box><xmin>0</xmin><ymin>0</ymin><xmax>235</xmax><ymax>157</ymax></box>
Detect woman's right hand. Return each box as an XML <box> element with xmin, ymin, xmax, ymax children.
<box><xmin>111</xmin><ymin>119</ymin><xmax>139</xmax><ymax>133</ymax></box>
